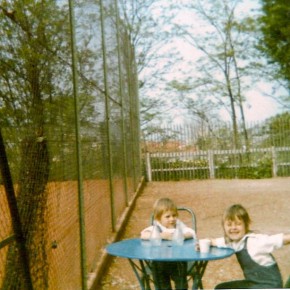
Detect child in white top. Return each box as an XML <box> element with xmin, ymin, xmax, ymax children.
<box><xmin>141</xmin><ymin>197</ymin><xmax>196</xmax><ymax>290</ymax></box>
<box><xmin>141</xmin><ymin>215</ymin><xmax>196</xmax><ymax>241</ymax></box>
<box><xmin>210</xmin><ymin>204</ymin><xmax>290</xmax><ymax>289</ymax></box>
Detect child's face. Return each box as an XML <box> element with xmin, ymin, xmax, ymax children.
<box><xmin>159</xmin><ymin>210</ymin><xmax>177</xmax><ymax>229</ymax></box>
<box><xmin>223</xmin><ymin>217</ymin><xmax>246</xmax><ymax>242</ymax></box>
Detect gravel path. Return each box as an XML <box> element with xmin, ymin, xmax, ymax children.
<box><xmin>100</xmin><ymin>178</ymin><xmax>290</xmax><ymax>289</ymax></box>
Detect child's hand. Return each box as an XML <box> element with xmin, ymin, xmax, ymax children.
<box><xmin>161</xmin><ymin>232</ymin><xmax>174</xmax><ymax>240</ymax></box>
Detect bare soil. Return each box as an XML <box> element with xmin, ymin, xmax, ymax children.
<box><xmin>100</xmin><ymin>178</ymin><xmax>290</xmax><ymax>289</ymax></box>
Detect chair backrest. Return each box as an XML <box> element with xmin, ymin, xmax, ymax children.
<box><xmin>150</xmin><ymin>206</ymin><xmax>197</xmax><ymax>233</ymax></box>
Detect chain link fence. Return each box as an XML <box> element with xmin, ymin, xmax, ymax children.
<box><xmin>0</xmin><ymin>1</ymin><xmax>142</xmax><ymax>289</ymax></box>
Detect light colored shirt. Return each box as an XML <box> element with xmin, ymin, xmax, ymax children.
<box><xmin>141</xmin><ymin>219</ymin><xmax>196</xmax><ymax>239</ymax></box>
<box><xmin>214</xmin><ymin>232</ymin><xmax>284</xmax><ymax>266</ymax></box>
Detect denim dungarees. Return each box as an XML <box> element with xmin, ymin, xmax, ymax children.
<box><xmin>236</xmin><ymin>237</ymin><xmax>283</xmax><ymax>289</ymax></box>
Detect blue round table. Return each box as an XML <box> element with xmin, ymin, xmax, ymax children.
<box><xmin>106</xmin><ymin>238</ymin><xmax>234</xmax><ymax>290</ymax></box>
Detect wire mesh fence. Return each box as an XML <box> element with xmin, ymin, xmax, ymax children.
<box><xmin>0</xmin><ymin>1</ymin><xmax>142</xmax><ymax>289</ymax></box>
<box><xmin>143</xmin><ymin>120</ymin><xmax>290</xmax><ymax>181</ymax></box>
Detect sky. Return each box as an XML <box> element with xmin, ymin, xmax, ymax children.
<box><xmin>171</xmin><ymin>40</ymin><xmax>283</xmax><ymax>123</ymax></box>
<box><xmin>148</xmin><ymin>0</ymin><xmax>286</xmax><ymax>124</ymax></box>
<box><xmin>242</xmin><ymin>85</ymin><xmax>281</xmax><ymax>122</ymax></box>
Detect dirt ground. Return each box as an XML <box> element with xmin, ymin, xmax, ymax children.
<box><xmin>100</xmin><ymin>178</ymin><xmax>290</xmax><ymax>289</ymax></box>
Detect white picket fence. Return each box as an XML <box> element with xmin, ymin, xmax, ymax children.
<box><xmin>145</xmin><ymin>146</ymin><xmax>290</xmax><ymax>181</ymax></box>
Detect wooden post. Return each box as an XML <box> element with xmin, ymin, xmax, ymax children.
<box><xmin>145</xmin><ymin>152</ymin><xmax>152</xmax><ymax>182</ymax></box>
<box><xmin>208</xmin><ymin>150</ymin><xmax>215</xmax><ymax>179</ymax></box>
<box><xmin>271</xmin><ymin>146</ymin><xmax>277</xmax><ymax>177</ymax></box>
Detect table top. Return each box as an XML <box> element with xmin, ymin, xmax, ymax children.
<box><xmin>106</xmin><ymin>238</ymin><xmax>234</xmax><ymax>262</ymax></box>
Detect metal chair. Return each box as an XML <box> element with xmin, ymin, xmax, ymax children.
<box><xmin>143</xmin><ymin>207</ymin><xmax>199</xmax><ymax>290</ymax></box>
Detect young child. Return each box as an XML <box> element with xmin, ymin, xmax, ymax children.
<box><xmin>141</xmin><ymin>197</ymin><xmax>196</xmax><ymax>290</ymax></box>
<box><xmin>210</xmin><ymin>204</ymin><xmax>290</xmax><ymax>289</ymax></box>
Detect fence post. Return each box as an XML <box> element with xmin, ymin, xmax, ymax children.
<box><xmin>68</xmin><ymin>1</ymin><xmax>88</xmax><ymax>288</ymax></box>
<box><xmin>271</xmin><ymin>146</ymin><xmax>277</xmax><ymax>177</ymax></box>
<box><xmin>145</xmin><ymin>152</ymin><xmax>152</xmax><ymax>182</ymax></box>
<box><xmin>208</xmin><ymin>150</ymin><xmax>215</xmax><ymax>179</ymax></box>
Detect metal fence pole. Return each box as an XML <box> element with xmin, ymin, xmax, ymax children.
<box><xmin>68</xmin><ymin>1</ymin><xmax>87</xmax><ymax>289</ymax></box>
<box><xmin>99</xmin><ymin>0</ymin><xmax>116</xmax><ymax>232</ymax></box>
<box><xmin>114</xmin><ymin>0</ymin><xmax>129</xmax><ymax>205</ymax></box>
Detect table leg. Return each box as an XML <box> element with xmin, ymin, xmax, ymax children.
<box><xmin>188</xmin><ymin>260</ymin><xmax>208</xmax><ymax>290</ymax></box>
<box><xmin>128</xmin><ymin>259</ymin><xmax>152</xmax><ymax>290</ymax></box>
<box><xmin>128</xmin><ymin>259</ymin><xmax>208</xmax><ymax>290</ymax></box>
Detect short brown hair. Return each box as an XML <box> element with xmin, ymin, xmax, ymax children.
<box><xmin>153</xmin><ymin>198</ymin><xmax>178</xmax><ymax>221</ymax></box>
<box><xmin>223</xmin><ymin>204</ymin><xmax>251</xmax><ymax>233</ymax></box>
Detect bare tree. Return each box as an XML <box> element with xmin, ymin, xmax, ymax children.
<box><xmin>118</xmin><ymin>0</ymin><xmax>182</xmax><ymax>132</ymax></box>
<box><xmin>171</xmin><ymin>0</ymin><xmax>263</xmax><ymax>148</ymax></box>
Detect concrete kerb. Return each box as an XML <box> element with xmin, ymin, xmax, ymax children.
<box><xmin>88</xmin><ymin>176</ymin><xmax>146</xmax><ymax>290</ymax></box>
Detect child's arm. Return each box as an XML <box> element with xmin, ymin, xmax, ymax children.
<box><xmin>210</xmin><ymin>237</ymin><xmax>227</xmax><ymax>247</ymax></box>
<box><xmin>179</xmin><ymin>221</ymin><xmax>196</xmax><ymax>239</ymax></box>
<box><xmin>160</xmin><ymin>232</ymin><xmax>173</xmax><ymax>240</ymax></box>
<box><xmin>283</xmin><ymin>233</ymin><xmax>290</xmax><ymax>245</ymax></box>
<box><xmin>140</xmin><ymin>229</ymin><xmax>152</xmax><ymax>240</ymax></box>
<box><xmin>140</xmin><ymin>228</ymin><xmax>174</xmax><ymax>240</ymax></box>
<box><xmin>184</xmin><ymin>231</ymin><xmax>195</xmax><ymax>240</ymax></box>
<box><xmin>210</xmin><ymin>238</ymin><xmax>218</xmax><ymax>246</ymax></box>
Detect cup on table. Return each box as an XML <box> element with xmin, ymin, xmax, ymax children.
<box><xmin>199</xmin><ymin>239</ymin><xmax>211</xmax><ymax>253</ymax></box>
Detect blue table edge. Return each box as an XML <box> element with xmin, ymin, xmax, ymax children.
<box><xmin>106</xmin><ymin>238</ymin><xmax>235</xmax><ymax>262</ymax></box>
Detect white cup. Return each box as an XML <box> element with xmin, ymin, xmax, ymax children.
<box><xmin>199</xmin><ymin>239</ymin><xmax>211</xmax><ymax>253</ymax></box>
